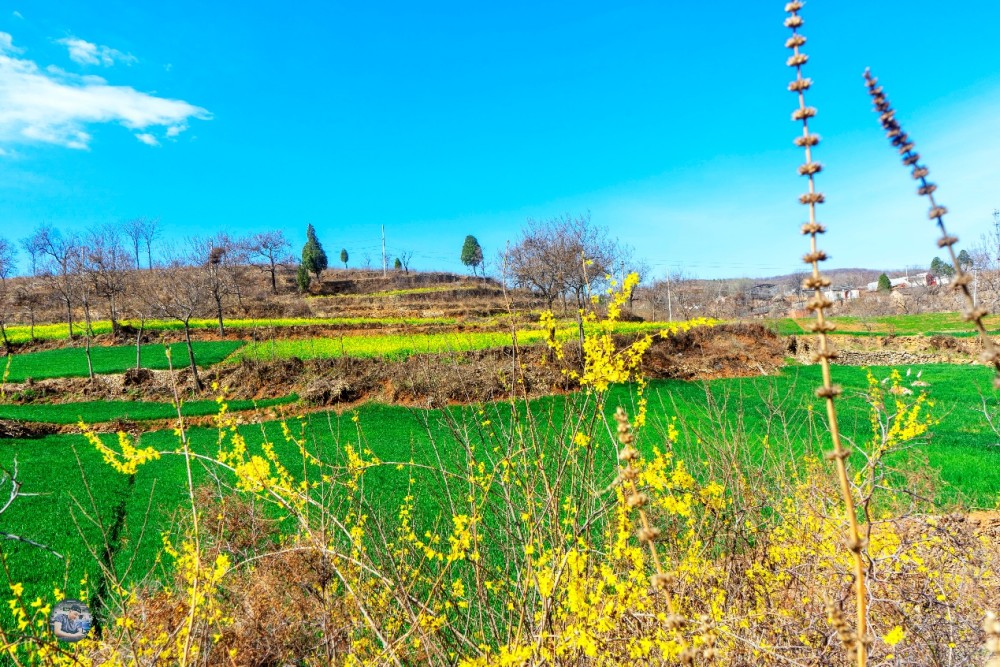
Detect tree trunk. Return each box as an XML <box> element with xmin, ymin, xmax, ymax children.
<box><xmin>135</xmin><ymin>319</ymin><xmax>145</xmax><ymax>369</ymax></box>
<box><xmin>270</xmin><ymin>264</ymin><xmax>278</xmax><ymax>294</ymax></box>
<box><xmin>82</xmin><ymin>299</ymin><xmax>95</xmax><ymax>380</ymax></box>
<box><xmin>66</xmin><ymin>300</ymin><xmax>74</xmax><ymax>339</ymax></box>
<box><xmin>0</xmin><ymin>321</ymin><xmax>10</xmax><ymax>354</ymax></box>
<box><xmin>146</xmin><ymin>246</ymin><xmax>153</xmax><ymax>271</ymax></box>
<box><xmin>83</xmin><ymin>299</ymin><xmax>94</xmax><ymax>338</ymax></box>
<box><xmin>108</xmin><ymin>298</ymin><xmax>119</xmax><ymax>337</ymax></box>
<box><xmin>215</xmin><ymin>296</ymin><xmax>225</xmax><ymax>336</ymax></box>
<box><xmin>184</xmin><ymin>324</ymin><xmax>202</xmax><ymax>391</ymax></box>
<box><xmin>84</xmin><ymin>332</ymin><xmax>94</xmax><ymax>381</ymax></box>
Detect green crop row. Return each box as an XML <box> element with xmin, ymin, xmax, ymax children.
<box><xmin>1</xmin><ymin>341</ymin><xmax>243</xmax><ymax>383</ymax></box>
<box><xmin>770</xmin><ymin>312</ymin><xmax>1000</xmax><ymax>336</ymax></box>
<box><xmin>0</xmin><ymin>395</ymin><xmax>298</xmax><ymax>424</ymax></box>
<box><xmin>2</xmin><ymin>363</ymin><xmax>997</xmax><ymax>612</ymax></box>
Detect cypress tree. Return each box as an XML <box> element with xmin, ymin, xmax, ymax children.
<box><xmin>302</xmin><ymin>224</ymin><xmax>329</xmax><ymax>279</ymax></box>
<box><xmin>296</xmin><ymin>264</ymin><xmax>311</xmax><ymax>292</ymax></box>
<box><xmin>460</xmin><ymin>235</ymin><xmax>484</xmax><ymax>276</ymax></box>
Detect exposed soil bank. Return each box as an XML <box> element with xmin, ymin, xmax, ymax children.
<box><xmin>2</xmin><ymin>324</ymin><xmax>784</xmax><ymax>409</ymax></box>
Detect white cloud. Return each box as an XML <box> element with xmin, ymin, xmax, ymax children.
<box><xmin>0</xmin><ymin>32</ymin><xmax>21</xmax><ymax>54</ymax></box>
<box><xmin>135</xmin><ymin>132</ymin><xmax>158</xmax><ymax>146</ymax></box>
<box><xmin>0</xmin><ymin>33</ymin><xmax>210</xmax><ymax>151</ymax></box>
<box><xmin>58</xmin><ymin>37</ymin><xmax>137</xmax><ymax>67</ymax></box>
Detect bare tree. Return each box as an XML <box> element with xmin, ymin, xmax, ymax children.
<box><xmin>249</xmin><ymin>230</ymin><xmax>291</xmax><ymax>294</ymax></box>
<box><xmin>34</xmin><ymin>225</ymin><xmax>79</xmax><ymax>339</ymax></box>
<box><xmin>399</xmin><ymin>250</ymin><xmax>414</xmax><ymax>275</ymax></box>
<box><xmin>614</xmin><ymin>248</ymin><xmax>650</xmax><ymax>312</ymax></box>
<box><xmin>0</xmin><ymin>238</ymin><xmax>16</xmax><ymax>285</ymax></box>
<box><xmin>192</xmin><ymin>233</ymin><xmax>246</xmax><ymax>336</ymax></box>
<box><xmin>0</xmin><ymin>239</ymin><xmax>16</xmax><ymax>350</ymax></box>
<box><xmin>72</xmin><ymin>247</ymin><xmax>97</xmax><ymax>380</ymax></box>
<box><xmin>19</xmin><ymin>232</ymin><xmax>45</xmax><ymax>277</ymax></box>
<box><xmin>0</xmin><ymin>278</ymin><xmax>12</xmax><ymax>352</ymax></box>
<box><xmin>507</xmin><ymin>214</ymin><xmax>619</xmax><ymax>312</ymax></box>
<box><xmin>122</xmin><ymin>218</ymin><xmax>144</xmax><ymax>270</ymax></box>
<box><xmin>13</xmin><ymin>284</ymin><xmax>41</xmax><ymax>342</ymax></box>
<box><xmin>83</xmin><ymin>226</ymin><xmax>130</xmax><ymax>335</ymax></box>
<box><xmin>146</xmin><ymin>260</ymin><xmax>209</xmax><ymax>391</ymax></box>
<box><xmin>124</xmin><ymin>272</ymin><xmax>154</xmax><ymax>369</ymax></box>
<box><xmin>140</xmin><ymin>217</ymin><xmax>160</xmax><ymax>270</ymax></box>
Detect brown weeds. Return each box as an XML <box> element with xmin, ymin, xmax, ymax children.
<box><xmin>862</xmin><ymin>69</ymin><xmax>1000</xmax><ymax>387</ymax></box>
<box><xmin>986</xmin><ymin>611</ymin><xmax>1000</xmax><ymax>667</ymax></box>
<box><xmin>613</xmin><ymin>407</ymin><xmax>682</xmax><ymax>629</ymax></box>
<box><xmin>784</xmin><ymin>3</ymin><xmax>869</xmax><ymax>664</ymax></box>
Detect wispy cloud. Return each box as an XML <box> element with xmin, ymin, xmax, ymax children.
<box><xmin>11</xmin><ymin>11</ymin><xmax>23</xmax><ymax>20</ymax></box>
<box><xmin>135</xmin><ymin>132</ymin><xmax>159</xmax><ymax>146</ymax></box>
<box><xmin>57</xmin><ymin>37</ymin><xmax>136</xmax><ymax>67</ymax></box>
<box><xmin>0</xmin><ymin>32</ymin><xmax>20</xmax><ymax>53</ymax></box>
<box><xmin>0</xmin><ymin>32</ymin><xmax>210</xmax><ymax>151</ymax></box>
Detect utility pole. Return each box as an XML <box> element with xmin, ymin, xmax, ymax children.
<box><xmin>666</xmin><ymin>273</ymin><xmax>673</xmax><ymax>322</ymax></box>
<box><xmin>381</xmin><ymin>225</ymin><xmax>387</xmax><ymax>278</ymax></box>
<box><xmin>993</xmin><ymin>209</ymin><xmax>999</xmax><ymax>264</ymax></box>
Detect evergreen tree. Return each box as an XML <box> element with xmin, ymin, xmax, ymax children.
<box><xmin>460</xmin><ymin>235</ymin><xmax>484</xmax><ymax>276</ymax></box>
<box><xmin>394</xmin><ymin>257</ymin><xmax>402</xmax><ymax>271</ymax></box>
<box><xmin>340</xmin><ymin>248</ymin><xmax>349</xmax><ymax>269</ymax></box>
<box><xmin>296</xmin><ymin>264</ymin><xmax>311</xmax><ymax>292</ymax></box>
<box><xmin>957</xmin><ymin>249</ymin><xmax>974</xmax><ymax>271</ymax></box>
<box><xmin>877</xmin><ymin>273</ymin><xmax>892</xmax><ymax>292</ymax></box>
<box><xmin>930</xmin><ymin>256</ymin><xmax>954</xmax><ymax>277</ymax></box>
<box><xmin>301</xmin><ymin>224</ymin><xmax>329</xmax><ymax>279</ymax></box>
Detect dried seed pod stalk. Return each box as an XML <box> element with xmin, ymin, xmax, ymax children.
<box><xmin>986</xmin><ymin>611</ymin><xmax>1000</xmax><ymax>667</ymax></box>
<box><xmin>784</xmin><ymin>3</ymin><xmax>868</xmax><ymax>665</ymax></box>
<box><xmin>863</xmin><ymin>69</ymin><xmax>1000</xmax><ymax>386</ymax></box>
<box><xmin>614</xmin><ymin>407</ymin><xmax>684</xmax><ymax>632</ymax></box>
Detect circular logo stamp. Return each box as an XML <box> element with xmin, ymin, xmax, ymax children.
<box><xmin>49</xmin><ymin>599</ymin><xmax>93</xmax><ymax>642</ymax></box>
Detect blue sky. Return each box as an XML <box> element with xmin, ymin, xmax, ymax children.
<box><xmin>1</xmin><ymin>1</ymin><xmax>999</xmax><ymax>279</ymax></box>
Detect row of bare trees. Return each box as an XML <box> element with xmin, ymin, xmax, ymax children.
<box><xmin>0</xmin><ymin>224</ymin><xmax>299</xmax><ymax>389</ymax></box>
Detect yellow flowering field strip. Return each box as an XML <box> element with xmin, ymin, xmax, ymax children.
<box><xmin>1</xmin><ymin>316</ymin><xmax>459</xmax><ymax>344</ymax></box>
<box><xmin>234</xmin><ymin>319</ymin><xmax>717</xmax><ymax>362</ymax></box>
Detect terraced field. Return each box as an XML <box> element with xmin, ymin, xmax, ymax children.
<box><xmin>1</xmin><ymin>316</ymin><xmax>459</xmax><ymax>344</ymax></box>
<box><xmin>2</xmin><ymin>362</ymin><xmax>997</xmax><ymax>609</ymax></box>
<box><xmin>772</xmin><ymin>312</ymin><xmax>1000</xmax><ymax>336</ymax></box>
<box><xmin>1</xmin><ymin>341</ymin><xmax>243</xmax><ymax>382</ymax></box>
<box><xmin>0</xmin><ymin>395</ymin><xmax>296</xmax><ymax>424</ymax></box>
<box><xmin>233</xmin><ymin>319</ymin><xmax>714</xmax><ymax>361</ymax></box>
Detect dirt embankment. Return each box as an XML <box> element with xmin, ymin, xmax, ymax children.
<box><xmin>789</xmin><ymin>332</ymin><xmax>980</xmax><ymax>367</ymax></box>
<box><xmin>2</xmin><ymin>324</ymin><xmax>784</xmax><ymax>411</ymax></box>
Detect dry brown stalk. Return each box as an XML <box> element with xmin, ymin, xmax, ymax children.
<box><xmin>986</xmin><ymin>611</ymin><xmax>1000</xmax><ymax>667</ymax></box>
<box><xmin>862</xmin><ymin>69</ymin><xmax>1000</xmax><ymax>387</ymax></box>
<box><xmin>783</xmin><ymin>3</ymin><xmax>869</xmax><ymax>665</ymax></box>
<box><xmin>613</xmin><ymin>407</ymin><xmax>683</xmax><ymax>631</ymax></box>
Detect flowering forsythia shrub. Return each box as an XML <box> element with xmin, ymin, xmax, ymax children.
<box><xmin>2</xmin><ymin>283</ymin><xmax>997</xmax><ymax>665</ymax></box>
